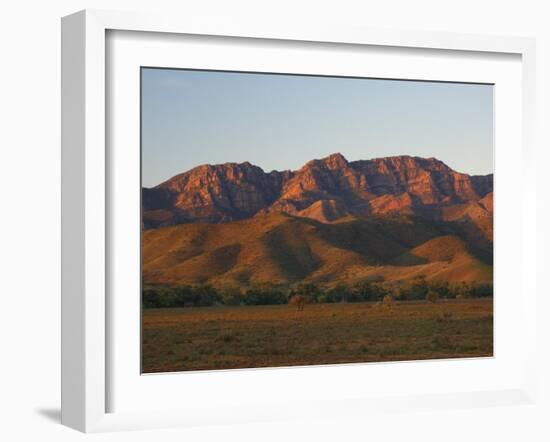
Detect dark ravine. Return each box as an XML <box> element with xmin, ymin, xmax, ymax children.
<box><xmin>142</xmin><ymin>153</ymin><xmax>493</xmax><ymax>228</ymax></box>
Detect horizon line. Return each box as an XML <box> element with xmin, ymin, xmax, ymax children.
<box><xmin>143</xmin><ymin>152</ymin><xmax>494</xmax><ymax>188</ymax></box>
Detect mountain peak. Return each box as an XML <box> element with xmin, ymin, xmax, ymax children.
<box><xmin>305</xmin><ymin>152</ymin><xmax>349</xmax><ymax>170</ymax></box>
<box><xmin>324</xmin><ymin>152</ymin><xmax>349</xmax><ymax>168</ymax></box>
<box><xmin>324</xmin><ymin>152</ymin><xmax>348</xmax><ymax>162</ymax></box>
<box><xmin>143</xmin><ymin>154</ymin><xmax>493</xmax><ymax>228</ymax></box>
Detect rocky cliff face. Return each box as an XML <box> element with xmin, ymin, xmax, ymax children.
<box><xmin>142</xmin><ymin>154</ymin><xmax>493</xmax><ymax>228</ymax></box>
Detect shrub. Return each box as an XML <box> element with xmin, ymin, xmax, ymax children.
<box><xmin>395</xmin><ymin>276</ymin><xmax>429</xmax><ymax>301</ymax></box>
<box><xmin>472</xmin><ymin>283</ymin><xmax>493</xmax><ymax>298</ymax></box>
<box><xmin>426</xmin><ymin>290</ymin><xmax>439</xmax><ymax>303</ymax></box>
<box><xmin>436</xmin><ymin>311</ymin><xmax>453</xmax><ymax>322</ymax></box>
<box><xmin>408</xmin><ymin>275</ymin><xmax>429</xmax><ymax>300</ymax></box>
<box><xmin>324</xmin><ymin>285</ymin><xmax>344</xmax><ymax>303</ymax></box>
<box><xmin>294</xmin><ymin>283</ymin><xmax>321</xmax><ymax>303</ymax></box>
<box><xmin>429</xmin><ymin>281</ymin><xmax>451</xmax><ymax>299</ymax></box>
<box><xmin>192</xmin><ymin>285</ymin><xmax>220</xmax><ymax>306</ymax></box>
<box><xmin>394</xmin><ymin>286</ymin><xmax>407</xmax><ymax>301</ymax></box>
<box><xmin>352</xmin><ymin>281</ymin><xmax>387</xmax><ymax>302</ymax></box>
<box><xmin>243</xmin><ymin>286</ymin><xmax>287</xmax><ymax>305</ymax></box>
<box><xmin>455</xmin><ymin>282</ymin><xmax>475</xmax><ymax>299</ymax></box>
<box><xmin>449</xmin><ymin>282</ymin><xmax>493</xmax><ymax>299</ymax></box>
<box><xmin>157</xmin><ymin>289</ymin><xmax>178</xmax><ymax>308</ymax></box>
<box><xmin>142</xmin><ymin>279</ymin><xmax>494</xmax><ymax>308</ymax></box>
<box><xmin>174</xmin><ymin>285</ymin><xmax>193</xmax><ymax>306</ymax></box>
<box><xmin>382</xmin><ymin>294</ymin><xmax>394</xmax><ymax>307</ymax></box>
<box><xmin>143</xmin><ymin>288</ymin><xmax>161</xmax><ymax>308</ymax></box>
<box><xmin>219</xmin><ymin>285</ymin><xmax>243</xmax><ymax>305</ymax></box>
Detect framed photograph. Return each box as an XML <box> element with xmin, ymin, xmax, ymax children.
<box><xmin>61</xmin><ymin>9</ymin><xmax>537</xmax><ymax>432</ymax></box>
<box><xmin>140</xmin><ymin>68</ymin><xmax>496</xmax><ymax>374</ymax></box>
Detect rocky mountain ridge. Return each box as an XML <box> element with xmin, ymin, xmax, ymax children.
<box><xmin>142</xmin><ymin>154</ymin><xmax>493</xmax><ymax>228</ymax></box>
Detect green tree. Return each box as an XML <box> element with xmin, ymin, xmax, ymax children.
<box><xmin>192</xmin><ymin>285</ymin><xmax>220</xmax><ymax>306</ymax></box>
<box><xmin>174</xmin><ymin>285</ymin><xmax>193</xmax><ymax>307</ymax></box>
<box><xmin>408</xmin><ymin>275</ymin><xmax>429</xmax><ymax>300</ymax></box>
<box><xmin>219</xmin><ymin>284</ymin><xmax>243</xmax><ymax>305</ymax></box>
<box><xmin>294</xmin><ymin>283</ymin><xmax>321</xmax><ymax>303</ymax></box>
<box><xmin>244</xmin><ymin>285</ymin><xmax>287</xmax><ymax>305</ymax></box>
<box><xmin>317</xmin><ymin>284</ymin><xmax>345</xmax><ymax>303</ymax></box>
<box><xmin>156</xmin><ymin>287</ymin><xmax>178</xmax><ymax>308</ymax></box>
<box><xmin>142</xmin><ymin>288</ymin><xmax>161</xmax><ymax>308</ymax></box>
<box><xmin>352</xmin><ymin>280</ymin><xmax>388</xmax><ymax>302</ymax></box>
<box><xmin>453</xmin><ymin>282</ymin><xmax>471</xmax><ymax>299</ymax></box>
<box><xmin>429</xmin><ymin>280</ymin><xmax>450</xmax><ymax>299</ymax></box>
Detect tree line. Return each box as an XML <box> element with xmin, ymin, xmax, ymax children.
<box><xmin>143</xmin><ymin>276</ymin><xmax>493</xmax><ymax>308</ymax></box>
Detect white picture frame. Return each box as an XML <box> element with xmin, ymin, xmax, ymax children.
<box><xmin>61</xmin><ymin>9</ymin><xmax>537</xmax><ymax>433</ymax></box>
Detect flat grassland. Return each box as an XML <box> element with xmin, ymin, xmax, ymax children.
<box><xmin>142</xmin><ymin>299</ymin><xmax>493</xmax><ymax>373</ymax></box>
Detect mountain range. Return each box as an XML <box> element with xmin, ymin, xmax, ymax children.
<box><xmin>142</xmin><ymin>154</ymin><xmax>493</xmax><ymax>287</ymax></box>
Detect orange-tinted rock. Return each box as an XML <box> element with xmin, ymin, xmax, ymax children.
<box><xmin>142</xmin><ymin>153</ymin><xmax>493</xmax><ymax>228</ymax></box>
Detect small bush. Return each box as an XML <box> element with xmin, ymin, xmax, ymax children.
<box><xmin>436</xmin><ymin>311</ymin><xmax>453</xmax><ymax>323</ymax></box>
<box><xmin>426</xmin><ymin>290</ymin><xmax>439</xmax><ymax>303</ymax></box>
<box><xmin>216</xmin><ymin>332</ymin><xmax>236</xmax><ymax>343</ymax></box>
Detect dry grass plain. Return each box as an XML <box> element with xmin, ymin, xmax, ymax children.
<box><xmin>142</xmin><ymin>298</ymin><xmax>493</xmax><ymax>373</ymax></box>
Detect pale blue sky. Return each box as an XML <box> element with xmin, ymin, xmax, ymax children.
<box><xmin>141</xmin><ymin>68</ymin><xmax>493</xmax><ymax>187</ymax></box>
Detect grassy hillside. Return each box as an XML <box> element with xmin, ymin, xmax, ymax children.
<box><xmin>142</xmin><ymin>212</ymin><xmax>492</xmax><ymax>288</ymax></box>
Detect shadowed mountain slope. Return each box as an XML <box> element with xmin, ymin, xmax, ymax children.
<box><xmin>142</xmin><ymin>212</ymin><xmax>492</xmax><ymax>287</ymax></box>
